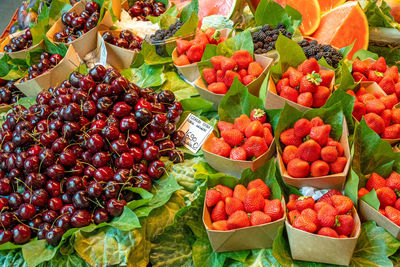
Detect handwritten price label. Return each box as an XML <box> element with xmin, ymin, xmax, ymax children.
<box><xmin>178</xmin><ymin>113</ymin><xmax>213</xmax><ymax>153</ymax></box>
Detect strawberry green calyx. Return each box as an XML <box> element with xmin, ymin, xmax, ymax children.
<box><xmin>375</xmin><ymin>71</ymin><xmax>384</xmax><ymax>77</ymax></box>
<box><xmin>252</xmin><ymin>109</ymin><xmax>265</xmax><ymax>119</ymax></box>
<box><xmin>306</xmin><ymin>71</ymin><xmax>322</xmax><ymax>85</ymax></box>
<box><xmin>211</xmin><ymin>30</ymin><xmax>221</xmax><ymax>42</ymax></box>
<box><xmin>334</xmin><ymin>215</ymin><xmax>341</xmax><ymax>227</ymax></box>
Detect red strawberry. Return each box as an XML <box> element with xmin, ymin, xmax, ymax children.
<box><xmin>368</xmin><ymin>70</ymin><xmax>384</xmax><ymax>83</ymax></box>
<box><xmin>294</xmin><ymin>118</ymin><xmax>312</xmax><ymax>138</ymax></box>
<box><xmin>317</xmin><ymin>203</ymin><xmax>338</xmax><ymax>227</ymax></box>
<box><xmin>312</xmin><ymin>86</ymin><xmax>330</xmax><ymax>108</ymax></box>
<box><xmin>381</xmin><ymin>94</ymin><xmax>398</xmax><ymax>110</ymax></box>
<box><xmin>225</xmin><ymin>197</ymin><xmax>244</xmax><ymax>216</ymax></box>
<box><xmin>174</xmin><ymin>54</ymin><xmax>190</xmax><ymax>66</ymax></box>
<box><xmin>250</xmin><ymin>109</ymin><xmax>266</xmax><ymax>123</ymax></box>
<box><xmin>193</xmin><ymin>32</ymin><xmax>209</xmax><ymax>48</ymax></box>
<box><xmin>352</xmin><ymin>58</ymin><xmax>369</xmax><ymax>75</ymax></box>
<box><xmin>392</xmin><ymin>108</ymin><xmax>400</xmax><ymax>124</ymax></box>
<box><xmin>334</xmin><ymin>214</ymin><xmax>354</xmax><ymax>236</ymax></box>
<box><xmin>365</xmin><ymin>99</ymin><xmax>385</xmax><ymax>114</ymax></box>
<box><xmin>366</xmin><ymin>173</ymin><xmax>386</xmax><ymax>191</ymax></box>
<box><xmin>379</xmin><ymin>209</ymin><xmax>387</xmax><ymax>216</ymax></box>
<box><xmin>232</xmin><ymin>50</ymin><xmax>253</xmax><ymax>69</ymax></box>
<box><xmin>395</xmin><ymin>198</ymin><xmax>400</xmax><ymax>210</ymax></box>
<box><xmin>288</xmin><ymin>210</ymin><xmax>301</xmax><ymax>224</ymax></box>
<box><xmin>209</xmin><ymin>137</ymin><xmax>231</xmax><ymax>157</ymax></box>
<box><xmin>385</xmin><ymin>206</ymin><xmax>400</xmax><ymax>226</ymax></box>
<box><xmin>297</xmin><ymin>140</ymin><xmax>321</xmax><ymax>162</ymax></box>
<box><xmin>221</xmin><ymin>57</ymin><xmax>237</xmax><ymax>72</ymax></box>
<box><xmin>276</xmin><ymin>78</ymin><xmax>290</xmax><ymax>94</ymax></box>
<box><xmin>263</xmin><ymin>123</ymin><xmax>273</xmax><ymax>133</ymax></box>
<box><xmin>238</xmin><ymin>69</ymin><xmax>247</xmax><ymax>79</ymax></box>
<box><xmin>376</xmin><ymin>186</ymin><xmax>397</xmax><ymax>208</ymax></box>
<box><xmin>311</xmin><ymin>117</ymin><xmax>324</xmax><ymax>127</ymax></box>
<box><xmin>216</xmin><ymin>70</ymin><xmax>224</xmax><ymax>82</ymax></box>
<box><xmin>358</xmin><ymin>93</ymin><xmax>376</xmax><ymax>104</ymax></box>
<box><xmin>224</xmin><ymin>70</ymin><xmax>241</xmax><ymax>88</ymax></box>
<box><xmin>212</xmin><ymin>220</ymin><xmax>228</xmax><ymax>231</ymax></box>
<box><xmin>263</xmin><ymin>128</ymin><xmax>273</xmax><ymax>146</ymax></box>
<box><xmin>250</xmin><ymin>211</ymin><xmax>271</xmax><ymax>226</ymax></box>
<box><xmin>242</xmin><ymin>136</ymin><xmax>268</xmax><ymax>158</ymax></box>
<box><xmin>292</xmin><ymin>215</ymin><xmax>317</xmax><ymax>233</ymax></box>
<box><xmin>353</xmin><ymin>72</ymin><xmax>368</xmax><ymax>82</ymax></box>
<box><xmin>287</xmin><ymin>158</ymin><xmax>310</xmax><ymax>178</ymax></box>
<box><xmin>310</xmin><ymin>124</ymin><xmax>331</xmax><ymax>146</ymax></box>
<box><xmin>233</xmin><ymin>184</ymin><xmax>248</xmax><ymax>202</ymax></box>
<box><xmin>243</xmin><ymin>188</ymin><xmax>265</xmax><ymax>212</ymax></box>
<box><xmin>245</xmin><ymin>121</ymin><xmax>264</xmax><ymax>138</ymax></box>
<box><xmin>202</xmin><ymin>68</ymin><xmax>217</xmax><ymax>84</ymax></box>
<box><xmin>356</xmin><ymin>86</ymin><xmax>367</xmax><ymax>97</ymax></box>
<box><xmin>221</xmin><ymin>129</ymin><xmax>244</xmax><ymax>147</ymax></box>
<box><xmin>358</xmin><ymin>187</ymin><xmax>370</xmax><ymax>198</ymax></box>
<box><xmin>385</xmin><ymin>65</ymin><xmax>399</xmax><ymax>82</ymax></box>
<box><xmin>176</xmin><ymin>39</ymin><xmax>191</xmax><ymax>55</ymax></box>
<box><xmin>206</xmin><ymin>189</ymin><xmax>222</xmax><ymax>207</ymax></box>
<box><xmin>318</xmin><ymin>227</ymin><xmax>339</xmax><ymax>238</ymax></box>
<box><xmin>227</xmin><ymin>210</ymin><xmax>250</xmax><ymax>229</ymax></box>
<box><xmin>248</xmin><ymin>62</ymin><xmax>264</xmax><ymax>77</ymax></box>
<box><xmin>364</xmin><ymin>113</ymin><xmax>385</xmax><ymax>134</ymax></box>
<box><xmin>299</xmin><ymin>73</ymin><xmax>319</xmax><ymax>93</ymax></box>
<box><xmin>282</xmin><ymin>145</ymin><xmax>298</xmax><ymax>165</ymax></box>
<box><xmin>298</xmin><ymin>58</ymin><xmax>320</xmax><ymax>75</ymax></box>
<box><xmin>283</xmin><ymin>67</ymin><xmax>302</xmax><ymax>88</ymax></box>
<box><xmin>327</xmin><ymin>138</ymin><xmax>344</xmax><ymax>157</ymax></box>
<box><xmin>295</xmin><ymin>196</ymin><xmax>315</xmax><ymax>211</ymax></box>
<box><xmin>247</xmin><ymin>179</ymin><xmax>270</xmax><ymax>199</ymax></box>
<box><xmin>382</xmin><ymin>124</ymin><xmax>400</xmax><ymax>139</ymax></box>
<box><xmin>331</xmin><ymin>195</ymin><xmax>353</xmax><ymax>214</ymax></box>
<box><xmin>218</xmin><ymin>121</ymin><xmax>234</xmax><ymax>132</ymax></box>
<box><xmin>396</xmin><ymin>82</ymin><xmax>400</xmax><ymax>98</ymax></box>
<box><xmin>379</xmin><ymin>76</ymin><xmax>396</xmax><ymax>95</ymax></box>
<box><xmin>319</xmin><ymin>69</ymin><xmax>335</xmax><ymax>87</ymax></box>
<box><xmin>186</xmin><ymin>44</ymin><xmax>203</xmax><ymax>62</ymax></box>
<box><xmin>234</xmin><ymin>114</ymin><xmax>251</xmax><ymax>133</ymax></box>
<box><xmin>264</xmin><ymin>199</ymin><xmax>283</xmax><ymax>221</ymax></box>
<box><xmin>310</xmin><ymin>160</ymin><xmax>330</xmax><ymax>177</ymax></box>
<box><xmin>297</xmin><ymin>92</ymin><xmax>313</xmax><ymax>107</ymax></box>
<box><xmin>301</xmin><ymin>208</ymin><xmax>318</xmax><ymax>226</ymax></box>
<box><xmin>230</xmin><ymin>147</ymin><xmax>247</xmax><ymax>160</ymax></box>
<box><xmin>208</xmin><ymin>82</ymin><xmax>228</xmax><ymax>94</ymax></box>
<box><xmin>287</xmin><ymin>194</ymin><xmax>301</xmax><ymax>211</ymax></box>
<box><xmin>242</xmin><ymin>75</ymin><xmax>255</xmax><ymax>85</ymax></box>
<box><xmin>330</xmin><ymin>157</ymin><xmax>347</xmax><ymax>174</ymax></box>
<box><xmin>211</xmin><ymin>200</ymin><xmax>227</xmax><ymax>222</ymax></box>
<box><xmin>370</xmin><ymin>57</ymin><xmax>387</xmax><ymax>73</ymax></box>
<box><xmin>321</xmin><ymin>146</ymin><xmax>338</xmax><ymax>163</ymax></box>
<box><xmin>317</xmin><ymin>189</ymin><xmax>342</xmax><ymax>205</ymax></box>
<box><xmin>346</xmin><ymin>90</ymin><xmax>356</xmax><ymax>97</ymax></box>
<box><xmin>215</xmin><ymin>185</ymin><xmax>233</xmax><ymax>200</ymax></box>
<box><xmin>386</xmin><ymin>171</ymin><xmax>400</xmax><ymax>190</ymax></box>
<box><xmin>352</xmin><ymin>102</ymin><xmax>366</xmax><ymax>121</ymax></box>
<box><xmin>280</xmin><ymin>128</ymin><xmax>302</xmax><ymax>147</ymax></box>
<box><xmin>210</xmin><ymin>56</ymin><xmax>225</xmax><ymax>70</ymax></box>
<box><xmin>280</xmin><ymin>86</ymin><xmax>299</xmax><ymax>102</ymax></box>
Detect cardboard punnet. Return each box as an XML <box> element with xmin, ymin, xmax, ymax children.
<box><xmin>193</xmin><ymin>55</ymin><xmax>273</xmax><ymax>109</ymax></box>
<box><xmin>46</xmin><ymin>0</ymin><xmax>114</xmax><ymax>58</ymax></box>
<box><xmin>359</xmin><ymin>200</ymin><xmax>400</xmax><ymax>239</ymax></box>
<box><xmin>16</xmin><ymin>45</ymin><xmax>81</xmax><ymax>97</ymax></box>
<box><xmin>202</xmin><ymin>132</ymin><xmax>276</xmax><ymax>178</ymax></box>
<box><xmin>0</xmin><ymin>29</ymin><xmax>44</xmax><ymax>59</ymax></box>
<box><xmin>286</xmin><ymin>207</ymin><xmax>361</xmax><ymax>266</ymax></box>
<box><xmin>97</xmin><ymin>30</ymin><xmax>138</xmax><ymax>71</ymax></box>
<box><xmin>277</xmin><ymin>120</ymin><xmax>351</xmax><ymax>190</ymax></box>
<box><xmin>203</xmin><ymin>196</ymin><xmax>286</xmax><ymax>252</ymax></box>
<box><xmin>265</xmin><ymin>65</ymin><xmax>335</xmax><ymax>112</ymax></box>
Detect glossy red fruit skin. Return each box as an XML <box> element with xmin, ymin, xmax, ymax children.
<box><xmin>12</xmin><ymin>224</ymin><xmax>31</xmax><ymax>244</ymax></box>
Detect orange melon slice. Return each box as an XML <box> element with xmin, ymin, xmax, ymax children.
<box><xmin>311</xmin><ymin>1</ymin><xmax>369</xmax><ymax>59</ymax></box>
<box><xmin>318</xmin><ymin>0</ymin><xmax>346</xmax><ymax>13</ymax></box>
<box><xmin>286</xmin><ymin>0</ymin><xmax>321</xmax><ymax>36</ymax></box>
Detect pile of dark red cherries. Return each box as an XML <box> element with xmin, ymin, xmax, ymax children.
<box><xmin>0</xmin><ymin>79</ymin><xmax>24</xmax><ymax>106</ymax></box>
<box><xmin>128</xmin><ymin>0</ymin><xmax>166</xmax><ymax>20</ymax></box>
<box><xmin>21</xmin><ymin>52</ymin><xmax>64</xmax><ymax>81</ymax></box>
<box><xmin>53</xmin><ymin>1</ymin><xmax>100</xmax><ymax>43</ymax></box>
<box><xmin>4</xmin><ymin>29</ymin><xmax>33</xmax><ymax>53</ymax></box>
<box><xmin>0</xmin><ymin>65</ymin><xmax>185</xmax><ymax>246</ymax></box>
<box><xmin>102</xmin><ymin>30</ymin><xmax>142</xmax><ymax>52</ymax></box>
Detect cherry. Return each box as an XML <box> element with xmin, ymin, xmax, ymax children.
<box><xmin>49</xmin><ymin>119</ymin><xmax>63</xmax><ymax>131</ymax></box>
<box><xmin>94</xmin><ymin>167</ymin><xmax>114</xmax><ymax>182</ymax></box>
<box><xmin>60</xmin><ymin>204</ymin><xmax>75</xmax><ymax>215</ymax></box>
<box><xmin>104</xmin><ymin>69</ymin><xmax>120</xmax><ymax>84</ymax></box>
<box><xmin>144</xmin><ymin>145</ymin><xmax>160</xmax><ymax>162</ymax></box>
<box><xmin>0</xmin><ymin>230</ymin><xmax>12</xmax><ymax>244</ymax></box>
<box><xmin>120</xmin><ymin>116</ymin><xmax>138</xmax><ymax>132</ymax></box>
<box><xmin>164</xmin><ymin>123</ymin><xmax>176</xmax><ymax>135</ymax></box>
<box><xmin>59</xmin><ymin>149</ymin><xmax>77</xmax><ymax>167</ymax></box>
<box><xmin>133</xmin><ymin>162</ymin><xmax>147</xmax><ymax>175</ymax></box>
<box><xmin>124</xmin><ymin>90</ymin><xmax>139</xmax><ymax>106</ymax></box>
<box><xmin>127</xmin><ymin>133</ymin><xmax>142</xmax><ymax>147</ymax></box>
<box><xmin>47</xmin><ymin>164</ymin><xmax>65</xmax><ymax>180</ymax></box>
<box><xmin>89</xmin><ymin>65</ymin><xmax>106</xmax><ymax>81</ymax></box>
<box><xmin>82</xmin><ymin>151</ymin><xmax>93</xmax><ymax>164</ymax></box>
<box><xmin>113</xmin><ymin>102</ymin><xmax>132</xmax><ymax>118</ymax></box>
<box><xmin>96</xmin><ymin>97</ymin><xmax>114</xmax><ymax>113</ymax></box>
<box><xmin>148</xmin><ymin>130</ymin><xmax>165</xmax><ymax>141</ymax></box>
<box><xmin>22</xmin><ymin>190</ymin><xmax>31</xmax><ymax>203</ymax></box>
<box><xmin>115</xmin><ymin>152</ymin><xmax>134</xmax><ymax>169</ymax></box>
<box><xmin>65</xmin><ymin>176</ymin><xmax>85</xmax><ymax>194</ymax></box>
<box><xmin>102</xmin><ymin>31</ymin><xmax>114</xmax><ymax>43</ymax></box>
<box><xmin>62</xmin><ymin>122</ymin><xmax>80</xmax><ymax>139</ymax></box>
<box><xmin>104</xmin><ymin>181</ymin><xmax>120</xmax><ymax>199</ymax></box>
<box><xmin>61</xmin><ymin>193</ymin><xmax>72</xmax><ymax>204</ymax></box>
<box><xmin>135</xmin><ymin>98</ymin><xmax>152</xmax><ymax>111</ymax></box>
<box><xmin>135</xmin><ymin>108</ymin><xmax>152</xmax><ymax>126</ymax></box>
<box><xmin>95</xmin><ymin>83</ymin><xmax>112</xmax><ymax>97</ymax></box>
<box><xmin>46</xmin><ymin>180</ymin><xmax>61</xmax><ymax>197</ymax></box>
<box><xmin>43</xmin><ymin>210</ymin><xmax>58</xmax><ymax>223</ymax></box>
<box><xmin>49</xmin><ymin>197</ymin><xmax>63</xmax><ymax>211</ymax></box>
<box><xmin>0</xmin><ymin>197</ymin><xmax>8</xmax><ymax>210</ymax></box>
<box><xmin>101</xmin><ymin>125</ymin><xmax>120</xmax><ymax>140</ymax></box>
<box><xmin>0</xmin><ymin>178</ymin><xmax>11</xmax><ymax>195</ymax></box>
<box><xmin>26</xmin><ymin>173</ymin><xmax>46</xmax><ymax>189</ymax></box>
<box><xmin>111</xmin><ymin>77</ymin><xmax>128</xmax><ymax>94</ymax></box>
<box><xmin>158</xmin><ymin>139</ymin><xmax>175</xmax><ymax>156</ymax></box>
<box><xmin>38</xmin><ymin>223</ymin><xmax>51</xmax><ymax>240</ymax></box>
<box><xmin>62</xmin><ymin>103</ymin><xmax>81</xmax><ymax>121</ymax></box>
<box><xmin>70</xmin><ymin>210</ymin><xmax>91</xmax><ymax>228</ymax></box>
<box><xmin>86</xmin><ymin>134</ymin><xmax>104</xmax><ymax>153</ymax></box>
<box><xmin>111</xmin><ymin>139</ymin><xmax>130</xmax><ymax>154</ymax></box>
<box><xmin>12</xmin><ymin>224</ymin><xmax>31</xmax><ymax>244</ymax></box>
<box><xmin>0</xmin><ymin>212</ymin><xmax>13</xmax><ymax>228</ymax></box>
<box><xmin>79</xmin><ymin>75</ymin><xmax>96</xmax><ymax>91</ymax></box>
<box><xmin>50</xmin><ymin>54</ymin><xmax>63</xmax><ymax>65</ymax></box>
<box><xmin>84</xmin><ymin>166</ymin><xmax>96</xmax><ymax>177</ymax></box>
<box><xmin>82</xmin><ymin>100</ymin><xmax>97</xmax><ymax>118</ymax></box>
<box><xmin>106</xmin><ymin>199</ymin><xmax>126</xmax><ymax>217</ymax></box>
<box><xmin>38</xmin><ymin>149</ymin><xmax>56</xmax><ymax>167</ymax></box>
<box><xmin>93</xmin><ymin>208</ymin><xmax>109</xmax><ymax>224</ymax></box>
<box><xmin>116</xmin><ymin>38</ymin><xmax>129</xmax><ymax>48</ymax></box>
<box><xmin>168</xmin><ymin>149</ymin><xmax>184</xmax><ymax>163</ymax></box>
<box><xmin>172</xmin><ymin>130</ymin><xmax>185</xmax><ymax>146</ymax></box>
<box><xmin>113</xmin><ymin>169</ymin><xmax>130</xmax><ymax>183</ymax></box>
<box><xmin>72</xmin><ymin>191</ymin><xmax>90</xmax><ymax>209</ymax></box>
<box><xmin>89</xmin><ymin>119</ymin><xmax>106</xmax><ymax>135</ymax></box>
<box><xmin>55</xmin><ymin>214</ymin><xmax>71</xmax><ymax>231</ymax></box>
<box><xmin>69</xmin><ymin>71</ymin><xmax>83</xmax><ymax>88</ymax></box>
<box><xmin>166</xmin><ymin>109</ymin><xmax>180</xmax><ymax>123</ymax></box>
<box><xmin>24</xmin><ymin>156</ymin><xmax>40</xmax><ymax>173</ymax></box>
<box><xmin>169</xmin><ymin>102</ymin><xmax>183</xmax><ymax>115</ymax></box>
<box><xmin>18</xmin><ymin>203</ymin><xmax>36</xmax><ymax>220</ymax></box>
<box><xmin>45</xmin><ymin>226</ymin><xmax>65</xmax><ymax>246</ymax></box>
<box><xmin>32</xmin><ymin>189</ymin><xmax>49</xmax><ymax>207</ymax></box>
<box><xmin>148</xmin><ymin>160</ymin><xmax>165</xmax><ymax>179</ymax></box>
<box><xmin>37</xmin><ymin>119</ymin><xmax>49</xmax><ymax>132</ymax></box>
<box><xmin>135</xmin><ymin>173</ymin><xmax>152</xmax><ymax>191</ymax></box>
<box><xmin>85</xmin><ymin>1</ymin><xmax>99</xmax><ymax>13</ymax></box>
<box><xmin>87</xmin><ymin>182</ymin><xmax>103</xmax><ymax>198</ymax></box>
<box><xmin>92</xmin><ymin>152</ymin><xmax>110</xmax><ymax>168</ymax></box>
<box><xmin>8</xmin><ymin>193</ymin><xmax>23</xmax><ymax>210</ymax></box>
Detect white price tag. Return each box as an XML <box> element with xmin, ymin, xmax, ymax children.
<box><xmin>178</xmin><ymin>113</ymin><xmax>213</xmax><ymax>153</ymax></box>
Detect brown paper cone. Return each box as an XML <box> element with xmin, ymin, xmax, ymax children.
<box><xmin>203</xmin><ymin>196</ymin><xmax>286</xmax><ymax>252</ymax></box>
<box><xmin>97</xmin><ymin>30</ymin><xmax>138</xmax><ymax>71</ymax></box>
<box><xmin>286</xmin><ymin>207</ymin><xmax>361</xmax><ymax>266</ymax></box>
<box><xmin>265</xmin><ymin>65</ymin><xmax>335</xmax><ymax>111</ymax></box>
<box><xmin>16</xmin><ymin>45</ymin><xmax>81</xmax><ymax>97</ymax></box>
<box><xmin>202</xmin><ymin>132</ymin><xmax>276</xmax><ymax>178</ymax></box>
<box><xmin>0</xmin><ymin>29</ymin><xmax>44</xmax><ymax>59</ymax></box>
<box><xmin>359</xmin><ymin>200</ymin><xmax>400</xmax><ymax>239</ymax></box>
<box><xmin>46</xmin><ymin>0</ymin><xmax>114</xmax><ymax>58</ymax></box>
<box><xmin>277</xmin><ymin>120</ymin><xmax>351</xmax><ymax>190</ymax></box>
<box><xmin>193</xmin><ymin>55</ymin><xmax>274</xmax><ymax>108</ymax></box>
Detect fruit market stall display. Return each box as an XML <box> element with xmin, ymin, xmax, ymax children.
<box><xmin>3</xmin><ymin>0</ymin><xmax>400</xmax><ymax>266</ymax></box>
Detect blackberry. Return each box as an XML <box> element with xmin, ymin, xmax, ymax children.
<box><xmin>297</xmin><ymin>39</ymin><xmax>343</xmax><ymax>68</ymax></box>
<box><xmin>150</xmin><ymin>21</ymin><xmax>184</xmax><ymax>56</ymax></box>
<box><xmin>252</xmin><ymin>24</ymin><xmax>293</xmax><ymax>54</ymax></box>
